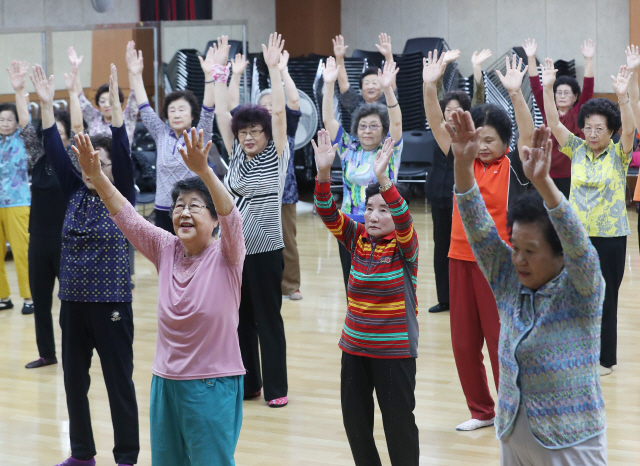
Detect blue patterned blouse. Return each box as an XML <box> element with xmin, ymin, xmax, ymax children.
<box><xmin>0</xmin><ymin>128</ymin><xmax>30</xmax><ymax>207</ymax></box>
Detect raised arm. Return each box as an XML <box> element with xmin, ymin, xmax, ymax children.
<box><xmin>422</xmin><ymin>50</ymin><xmax>450</xmax><ymax>153</ymax></box>
<box><xmin>68</xmin><ymin>47</ymin><xmax>100</xmax><ymax>124</ymax></box>
<box><xmin>8</xmin><ymin>60</ymin><xmax>30</xmax><ymax>129</ymax></box>
<box><xmin>625</xmin><ymin>45</ymin><xmax>640</xmax><ymax>130</ymax></box>
<box><xmin>332</xmin><ymin>35</ymin><xmax>351</xmax><ymax>94</ymax></box>
<box><xmin>581</xmin><ymin>39</ymin><xmax>595</xmax><ymax>79</ymax></box>
<box><xmin>279</xmin><ymin>50</ymin><xmax>300</xmax><ymax>111</ymax></box>
<box><xmin>522</xmin><ymin>38</ymin><xmax>538</xmax><ymax>78</ymax></box>
<box><xmin>375</xmin><ymin>33</ymin><xmax>396</xmax><ymax>91</ymax></box>
<box><xmin>496</xmin><ymin>54</ymin><xmax>533</xmax><ymax>155</ymax></box>
<box><xmin>209</xmin><ymin>36</ymin><xmax>233</xmax><ymax>155</ymax></box>
<box><xmin>126</xmin><ymin>44</ymin><xmax>148</xmax><ymax>107</ymax></box>
<box><xmin>109</xmin><ymin>64</ymin><xmax>124</xmax><ymax>128</ymax></box>
<box><xmin>541</xmin><ymin>58</ymin><xmax>571</xmax><ymax>147</ymax></box>
<box><xmin>379</xmin><ymin>60</ymin><xmax>401</xmax><ymax>142</ymax></box>
<box><xmin>322</xmin><ymin>57</ymin><xmax>341</xmax><ymax>141</ymax></box>
<box><xmin>471</xmin><ymin>49</ymin><xmax>491</xmax><ymax>106</ymax></box>
<box><xmin>227</xmin><ymin>53</ymin><xmax>249</xmax><ymax>111</ymax></box>
<box><xmin>611</xmin><ymin>65</ymin><xmax>635</xmax><ymax>154</ymax></box>
<box><xmin>64</xmin><ymin>57</ymin><xmax>84</xmax><ymax>135</ymax></box>
<box><xmin>198</xmin><ymin>45</ymin><xmax>217</xmax><ymax>109</ymax></box>
<box><xmin>262</xmin><ymin>33</ymin><xmax>287</xmax><ymax>155</ymax></box>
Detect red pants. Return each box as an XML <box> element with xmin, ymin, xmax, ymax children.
<box><xmin>449</xmin><ymin>258</ymin><xmax>500</xmax><ymax>420</ymax></box>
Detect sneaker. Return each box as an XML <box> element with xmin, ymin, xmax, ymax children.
<box><xmin>0</xmin><ymin>299</ymin><xmax>13</xmax><ymax>311</ymax></box>
<box><xmin>268</xmin><ymin>396</ymin><xmax>288</xmax><ymax>408</ymax></box>
<box><xmin>428</xmin><ymin>303</ymin><xmax>449</xmax><ymax>313</ymax></box>
<box><xmin>289</xmin><ymin>290</ymin><xmax>303</xmax><ymax>301</ymax></box>
<box><xmin>54</xmin><ymin>457</ymin><xmax>96</xmax><ymax>466</ymax></box>
<box><xmin>25</xmin><ymin>357</ymin><xmax>58</xmax><ymax>369</ymax></box>
<box><xmin>22</xmin><ymin>301</ymin><xmax>34</xmax><ymax>315</ymax></box>
<box><xmin>599</xmin><ymin>365</ymin><xmax>613</xmax><ymax>376</ymax></box>
<box><xmin>456</xmin><ymin>418</ymin><xmax>495</xmax><ymax>431</ymax></box>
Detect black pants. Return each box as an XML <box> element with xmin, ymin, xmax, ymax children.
<box><xmin>431</xmin><ymin>199</ymin><xmax>453</xmax><ymax>305</ymax></box>
<box><xmin>590</xmin><ymin>236</ymin><xmax>627</xmax><ymax>368</ymax></box>
<box><xmin>238</xmin><ymin>248</ymin><xmax>288</xmax><ymax>400</ymax></box>
<box><xmin>60</xmin><ymin>301</ymin><xmax>139</xmax><ymax>464</ymax></box>
<box><xmin>28</xmin><ymin>234</ymin><xmax>61</xmax><ymax>359</ymax></box>
<box><xmin>552</xmin><ymin>177</ymin><xmax>571</xmax><ymax>199</ymax></box>
<box><xmin>341</xmin><ymin>352</ymin><xmax>419</xmax><ymax>466</ymax></box>
<box><xmin>338</xmin><ymin>241</ymin><xmax>351</xmax><ymax>298</ymax></box>
<box><xmin>154</xmin><ymin>208</ymin><xmax>174</xmax><ymax>235</ymax></box>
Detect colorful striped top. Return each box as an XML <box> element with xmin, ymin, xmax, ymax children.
<box><xmin>314</xmin><ymin>179</ymin><xmax>419</xmax><ymax>359</ymax></box>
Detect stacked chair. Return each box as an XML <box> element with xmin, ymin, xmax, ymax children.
<box><xmin>554</xmin><ymin>59</ymin><xmax>577</xmax><ymax>78</ymax></box>
<box><xmin>165</xmin><ymin>49</ymin><xmax>205</xmax><ymax>104</ymax></box>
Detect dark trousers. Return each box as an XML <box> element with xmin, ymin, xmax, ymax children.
<box><xmin>238</xmin><ymin>249</ymin><xmax>288</xmax><ymax>400</ymax></box>
<box><xmin>60</xmin><ymin>301</ymin><xmax>139</xmax><ymax>464</ymax></box>
<box><xmin>154</xmin><ymin>208</ymin><xmax>174</xmax><ymax>235</ymax></box>
<box><xmin>341</xmin><ymin>352</ymin><xmax>419</xmax><ymax>466</ymax></box>
<box><xmin>28</xmin><ymin>234</ymin><xmax>61</xmax><ymax>359</ymax></box>
<box><xmin>552</xmin><ymin>177</ymin><xmax>571</xmax><ymax>199</ymax></box>
<box><xmin>590</xmin><ymin>236</ymin><xmax>627</xmax><ymax>368</ymax></box>
<box><xmin>338</xmin><ymin>241</ymin><xmax>351</xmax><ymax>298</ymax></box>
<box><xmin>431</xmin><ymin>199</ymin><xmax>453</xmax><ymax>305</ymax></box>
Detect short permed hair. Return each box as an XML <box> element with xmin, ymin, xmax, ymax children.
<box><xmin>231</xmin><ymin>104</ymin><xmax>272</xmax><ymax>140</ymax></box>
<box><xmin>553</xmin><ymin>76</ymin><xmax>581</xmax><ymax>103</ymax></box>
<box><xmin>351</xmin><ymin>102</ymin><xmax>390</xmax><ymax>138</ymax></box>
<box><xmin>440</xmin><ymin>90</ymin><xmax>472</xmax><ymax>114</ymax></box>
<box><xmin>170</xmin><ymin>176</ymin><xmax>217</xmax><ymax>220</ymax></box>
<box><xmin>364</xmin><ymin>181</ymin><xmax>411</xmax><ymax>207</ymax></box>
<box><xmin>577</xmin><ymin>98</ymin><xmax>622</xmax><ymax>134</ymax></box>
<box><xmin>95</xmin><ymin>83</ymin><xmax>125</xmax><ymax>106</ymax></box>
<box><xmin>90</xmin><ymin>134</ymin><xmax>112</xmax><ymax>159</ymax></box>
<box><xmin>54</xmin><ymin>110</ymin><xmax>71</xmax><ymax>139</ymax></box>
<box><xmin>359</xmin><ymin>67</ymin><xmax>380</xmax><ymax>89</ymax></box>
<box><xmin>162</xmin><ymin>90</ymin><xmax>200</xmax><ymax>123</ymax></box>
<box><xmin>0</xmin><ymin>103</ymin><xmax>19</xmax><ymax>123</ymax></box>
<box><xmin>507</xmin><ymin>190</ymin><xmax>563</xmax><ymax>257</ymax></box>
<box><xmin>471</xmin><ymin>103</ymin><xmax>512</xmax><ymax>146</ymax></box>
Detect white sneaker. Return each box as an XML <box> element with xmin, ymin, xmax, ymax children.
<box><xmin>599</xmin><ymin>365</ymin><xmax>612</xmax><ymax>376</ymax></box>
<box><xmin>456</xmin><ymin>418</ymin><xmax>495</xmax><ymax>431</ymax></box>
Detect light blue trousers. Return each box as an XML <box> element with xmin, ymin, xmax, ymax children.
<box><xmin>150</xmin><ymin>375</ymin><xmax>243</xmax><ymax>466</ymax></box>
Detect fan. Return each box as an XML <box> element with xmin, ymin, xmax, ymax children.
<box><xmin>294</xmin><ymin>90</ymin><xmax>318</xmax><ymax>150</ymax></box>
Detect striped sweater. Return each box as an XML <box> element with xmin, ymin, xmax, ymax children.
<box><xmin>315</xmin><ymin>180</ymin><xmax>419</xmax><ymax>359</ymax></box>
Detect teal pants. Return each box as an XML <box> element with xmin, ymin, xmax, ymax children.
<box><xmin>150</xmin><ymin>375</ymin><xmax>243</xmax><ymax>466</ymax></box>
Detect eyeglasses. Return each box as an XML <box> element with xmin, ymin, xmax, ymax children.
<box><xmin>555</xmin><ymin>90</ymin><xmax>574</xmax><ymax>97</ymax></box>
<box><xmin>583</xmin><ymin>127</ymin><xmax>607</xmax><ymax>136</ymax></box>
<box><xmin>358</xmin><ymin>124</ymin><xmax>380</xmax><ymax>132</ymax></box>
<box><xmin>238</xmin><ymin>129</ymin><xmax>264</xmax><ymax>139</ymax></box>
<box><xmin>171</xmin><ymin>201</ymin><xmax>208</xmax><ymax>214</ymax></box>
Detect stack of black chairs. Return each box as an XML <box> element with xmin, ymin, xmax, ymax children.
<box><xmin>395</xmin><ymin>51</ymin><xmax>428</xmax><ymax>131</ymax></box>
<box><xmin>165</xmin><ymin>49</ymin><xmax>205</xmax><ymax>104</ymax></box>
<box><xmin>351</xmin><ymin>49</ymin><xmax>384</xmax><ymax>69</ymax></box>
<box><xmin>554</xmin><ymin>59</ymin><xmax>576</xmax><ymax>78</ymax></box>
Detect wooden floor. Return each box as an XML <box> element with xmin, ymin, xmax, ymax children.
<box><xmin>2</xmin><ymin>198</ymin><xmax>640</xmax><ymax>465</ymax></box>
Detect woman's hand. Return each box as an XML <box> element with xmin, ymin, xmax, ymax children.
<box><xmin>7</xmin><ymin>60</ymin><xmax>29</xmax><ymax>91</ymax></box>
<box><xmin>495</xmin><ymin>54</ymin><xmax>528</xmax><ymax>93</ymax></box>
<box><xmin>179</xmin><ymin>127</ymin><xmax>213</xmax><ymax>176</ymax></box>
<box><xmin>445</xmin><ymin>108</ymin><xmax>480</xmax><ymax>168</ymax></box>
<box><xmin>522</xmin><ymin>38</ymin><xmax>537</xmax><ymax>58</ymax></box>
<box><xmin>611</xmin><ymin>65</ymin><xmax>632</xmax><ymax>97</ymax></box>
<box><xmin>278</xmin><ymin>50</ymin><xmax>290</xmax><ymax>72</ymax></box>
<box><xmin>200</xmin><ymin>42</ymin><xmax>219</xmax><ymax>74</ymax></box>
<box><xmin>64</xmin><ymin>61</ymin><xmax>79</xmax><ymax>92</ymax></box>
<box><xmin>422</xmin><ymin>50</ymin><xmax>446</xmax><ymax>84</ymax></box>
<box><xmin>378</xmin><ymin>60</ymin><xmax>399</xmax><ymax>90</ymax></box>
<box><xmin>581</xmin><ymin>39</ymin><xmax>595</xmax><ymax>59</ymax></box>
<box><xmin>372</xmin><ymin>137</ymin><xmax>395</xmax><ymax>183</ymax></box>
<box><xmin>375</xmin><ymin>33</ymin><xmax>393</xmax><ymax>58</ymax></box>
<box><xmin>540</xmin><ymin>58</ymin><xmax>557</xmax><ymax>88</ymax></box>
<box><xmin>311</xmin><ymin>129</ymin><xmax>338</xmax><ymax>176</ymax></box>
<box><xmin>332</xmin><ymin>35</ymin><xmax>348</xmax><ymax>59</ymax></box>
<box><xmin>67</xmin><ymin>47</ymin><xmax>84</xmax><ymax>68</ymax></box>
<box><xmin>73</xmin><ymin>133</ymin><xmax>103</xmax><ymax>179</ymax></box>
<box><xmin>323</xmin><ymin>56</ymin><xmax>340</xmax><ymax>84</ymax></box>
<box><xmin>262</xmin><ymin>33</ymin><xmax>284</xmax><ymax>69</ymax></box>
<box><xmin>471</xmin><ymin>49</ymin><xmax>492</xmax><ymax>67</ymax></box>
<box><xmin>522</xmin><ymin>125</ymin><xmax>553</xmax><ymax>185</ymax></box>
<box><xmin>626</xmin><ymin>45</ymin><xmax>640</xmax><ymax>71</ymax></box>
<box><xmin>231</xmin><ymin>53</ymin><xmax>249</xmax><ymax>75</ymax></box>
<box><xmin>443</xmin><ymin>49</ymin><xmax>461</xmax><ymax>65</ymax></box>
<box><xmin>126</xmin><ymin>41</ymin><xmax>144</xmax><ymax>76</ymax></box>
<box><xmin>29</xmin><ymin>64</ymin><xmax>55</xmax><ymax>106</ymax></box>
<box><xmin>209</xmin><ymin>35</ymin><xmax>230</xmax><ymax>67</ymax></box>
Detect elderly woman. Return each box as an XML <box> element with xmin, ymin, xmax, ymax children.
<box><xmin>523</xmin><ymin>38</ymin><xmax>595</xmax><ymax>198</ymax></box>
<box><xmin>451</xmin><ymin>113</ymin><xmax>607</xmax><ymax>465</ymax></box>
<box><xmin>422</xmin><ymin>48</ymin><xmax>490</xmax><ymax>314</ymax></box>
<box><xmin>32</xmin><ymin>63</ymin><xmax>139</xmax><ymax>466</ymax></box>
<box><xmin>76</xmin><ymin>126</ymin><xmax>245</xmax><ymax>465</ymax></box>
<box><xmin>313</xmin><ymin>130</ymin><xmax>419</xmax><ymax>466</ymax></box>
<box><xmin>128</xmin><ymin>42</ymin><xmax>216</xmax><ymax>233</ymax></box>
<box><xmin>543</xmin><ymin>59</ymin><xmax>635</xmax><ymax>376</ymax></box>
<box><xmin>214</xmin><ymin>34</ymin><xmax>290</xmax><ymax>407</ymax></box>
<box><xmin>322</xmin><ymin>56</ymin><xmax>402</xmax><ymax>290</ymax></box>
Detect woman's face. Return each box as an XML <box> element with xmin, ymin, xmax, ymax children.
<box><xmin>555</xmin><ymin>84</ymin><xmax>577</xmax><ymax>111</ymax></box>
<box><xmin>167</xmin><ymin>98</ymin><xmax>194</xmax><ymax>135</ymax></box>
<box><xmin>511</xmin><ymin>221</ymin><xmax>564</xmax><ymax>291</ymax></box>
<box><xmin>56</xmin><ymin>121</ymin><xmax>70</xmax><ymax>148</ymax></box>
<box><xmin>443</xmin><ymin>100</ymin><xmax>463</xmax><ymax>126</ymax></box>
<box><xmin>476</xmin><ymin>125</ymin><xmax>508</xmax><ymax>164</ymax></box>
<box><xmin>82</xmin><ymin>148</ymin><xmax>113</xmax><ymax>191</ymax></box>
<box><xmin>97</xmin><ymin>92</ymin><xmax>112</xmax><ymax>122</ymax></box>
<box><xmin>362</xmin><ymin>74</ymin><xmax>383</xmax><ymax>104</ymax></box>
<box><xmin>0</xmin><ymin>110</ymin><xmax>19</xmax><ymax>136</ymax></box>
<box><xmin>582</xmin><ymin>114</ymin><xmax>612</xmax><ymax>155</ymax></box>
<box><xmin>172</xmin><ymin>191</ymin><xmax>218</xmax><ymax>247</ymax></box>
<box><xmin>239</xmin><ymin>124</ymin><xmax>268</xmax><ymax>158</ymax></box>
<box><xmin>357</xmin><ymin>114</ymin><xmax>384</xmax><ymax>151</ymax></box>
<box><xmin>259</xmin><ymin>94</ymin><xmax>273</xmax><ymax>115</ymax></box>
<box><xmin>364</xmin><ymin>193</ymin><xmax>395</xmax><ymax>240</ymax></box>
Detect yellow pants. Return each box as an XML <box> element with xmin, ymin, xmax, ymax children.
<box><xmin>0</xmin><ymin>206</ymin><xmax>31</xmax><ymax>299</ymax></box>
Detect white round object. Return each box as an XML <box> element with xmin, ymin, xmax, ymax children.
<box><xmin>92</xmin><ymin>0</ymin><xmax>114</xmax><ymax>13</ymax></box>
<box><xmin>294</xmin><ymin>90</ymin><xmax>318</xmax><ymax>150</ymax></box>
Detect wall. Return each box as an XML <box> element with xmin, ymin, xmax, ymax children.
<box><xmin>342</xmin><ymin>0</ymin><xmax>630</xmax><ymax>93</ymax></box>
<box><xmin>0</xmin><ymin>0</ymin><xmax>139</xmax><ymax>27</ymax></box>
<box><xmin>212</xmin><ymin>0</ymin><xmax>276</xmax><ymax>54</ymax></box>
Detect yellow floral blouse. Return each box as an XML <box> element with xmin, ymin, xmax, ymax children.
<box><xmin>561</xmin><ymin>133</ymin><xmax>632</xmax><ymax>237</ymax></box>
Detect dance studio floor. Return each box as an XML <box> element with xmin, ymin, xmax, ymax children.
<box><xmin>1</xmin><ymin>197</ymin><xmax>640</xmax><ymax>465</ymax></box>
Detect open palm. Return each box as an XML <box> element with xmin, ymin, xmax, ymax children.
<box><xmin>311</xmin><ymin>129</ymin><xmax>338</xmax><ymax>171</ymax></box>
<box><xmin>611</xmin><ymin>65</ymin><xmax>631</xmax><ymax>96</ymax></box>
<box><xmin>522</xmin><ymin>126</ymin><xmax>553</xmax><ymax>184</ymax></box>
<box><xmin>422</xmin><ymin>50</ymin><xmax>446</xmax><ymax>84</ymax></box>
<box><xmin>8</xmin><ymin>60</ymin><xmax>29</xmax><ymax>91</ymax></box>
<box><xmin>495</xmin><ymin>54</ymin><xmax>527</xmax><ymax>92</ymax></box>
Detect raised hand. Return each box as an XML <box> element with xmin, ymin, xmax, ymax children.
<box><xmin>262</xmin><ymin>32</ymin><xmax>284</xmax><ymax>68</ymax></box>
<box><xmin>278</xmin><ymin>50</ymin><xmax>290</xmax><ymax>72</ymax></box>
<box><xmin>73</xmin><ymin>133</ymin><xmax>102</xmax><ymax>178</ymax></box>
<box><xmin>230</xmin><ymin>53</ymin><xmax>249</xmax><ymax>75</ymax></box>
<box><xmin>472</xmin><ymin>49</ymin><xmax>492</xmax><ymax>67</ymax></box>
<box><xmin>540</xmin><ymin>58</ymin><xmax>557</xmax><ymax>88</ymax></box>
<box><xmin>375</xmin><ymin>33</ymin><xmax>393</xmax><ymax>58</ymax></box>
<box><xmin>29</xmin><ymin>64</ymin><xmax>55</xmax><ymax>106</ymax></box>
<box><xmin>109</xmin><ymin>64</ymin><xmax>120</xmax><ymax>107</ymax></box>
<box><xmin>581</xmin><ymin>39</ymin><xmax>595</xmax><ymax>59</ymax></box>
<box><xmin>64</xmin><ymin>60</ymin><xmax>79</xmax><ymax>92</ymax></box>
<box><xmin>443</xmin><ymin>49</ymin><xmax>461</xmax><ymax>64</ymax></box>
<box><xmin>522</xmin><ymin>125</ymin><xmax>553</xmax><ymax>185</ymax></box>
<box><xmin>200</xmin><ymin>40</ymin><xmax>222</xmax><ymax>74</ymax></box>
<box><xmin>179</xmin><ymin>127</ymin><xmax>213</xmax><ymax>176</ymax></box>
<box><xmin>332</xmin><ymin>35</ymin><xmax>348</xmax><ymax>59</ymax></box>
<box><xmin>522</xmin><ymin>38</ymin><xmax>537</xmax><ymax>57</ymax></box>
<box><xmin>422</xmin><ymin>49</ymin><xmax>446</xmax><ymax>84</ymax></box>
<box><xmin>444</xmin><ymin>108</ymin><xmax>480</xmax><ymax>167</ymax></box>
<box><xmin>626</xmin><ymin>45</ymin><xmax>640</xmax><ymax>71</ymax></box>
<box><xmin>311</xmin><ymin>128</ymin><xmax>338</xmax><ymax>173</ymax></box>
<box><xmin>495</xmin><ymin>54</ymin><xmax>528</xmax><ymax>93</ymax></box>
<box><xmin>126</xmin><ymin>41</ymin><xmax>144</xmax><ymax>76</ymax></box>
<box><xmin>378</xmin><ymin>60</ymin><xmax>399</xmax><ymax>89</ymax></box>
<box><xmin>611</xmin><ymin>65</ymin><xmax>632</xmax><ymax>96</ymax></box>
<box><xmin>7</xmin><ymin>60</ymin><xmax>29</xmax><ymax>91</ymax></box>
<box><xmin>67</xmin><ymin>46</ymin><xmax>84</xmax><ymax>68</ymax></box>
<box><xmin>372</xmin><ymin>137</ymin><xmax>395</xmax><ymax>181</ymax></box>
<box><xmin>323</xmin><ymin>56</ymin><xmax>340</xmax><ymax>84</ymax></box>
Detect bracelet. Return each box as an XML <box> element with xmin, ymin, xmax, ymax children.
<box><xmin>386</xmin><ymin>102</ymin><xmax>399</xmax><ymax>109</ymax></box>
<box><xmin>101</xmin><ymin>189</ymin><xmax>117</xmax><ymax>202</ymax></box>
<box><xmin>205</xmin><ymin>79</ymin><xmax>214</xmax><ymax>84</ymax></box>
<box><xmin>379</xmin><ymin>181</ymin><xmax>394</xmax><ymax>192</ymax></box>
<box><xmin>619</xmin><ymin>95</ymin><xmax>630</xmax><ymax>105</ymax></box>
<box><xmin>211</xmin><ymin>64</ymin><xmax>230</xmax><ymax>83</ymax></box>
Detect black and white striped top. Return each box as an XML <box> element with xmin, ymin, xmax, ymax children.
<box><xmin>224</xmin><ymin>139</ymin><xmax>289</xmax><ymax>255</ymax></box>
